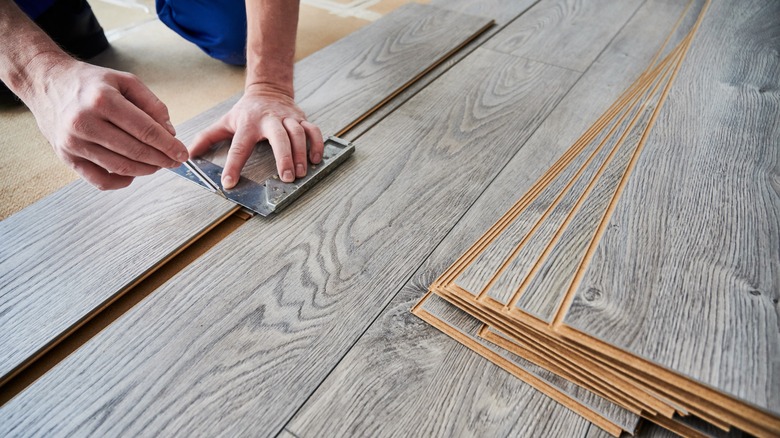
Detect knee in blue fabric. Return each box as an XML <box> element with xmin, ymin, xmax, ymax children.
<box><xmin>156</xmin><ymin>0</ymin><xmax>248</xmax><ymax>65</ymax></box>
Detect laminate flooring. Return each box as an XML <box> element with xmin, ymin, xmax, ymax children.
<box><xmin>0</xmin><ymin>3</ymin><xmax>489</xmax><ymax>388</ymax></box>
<box><xmin>0</xmin><ymin>46</ymin><xmax>580</xmax><ymax>435</ymax></box>
<box><xmin>560</xmin><ymin>0</ymin><xmax>780</xmax><ymax>423</ymax></box>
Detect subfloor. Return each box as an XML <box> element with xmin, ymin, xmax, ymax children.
<box><xmin>0</xmin><ymin>0</ymin><xmax>424</xmax><ymax>220</ymax></box>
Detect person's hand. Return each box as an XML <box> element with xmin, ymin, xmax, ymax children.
<box><xmin>25</xmin><ymin>56</ymin><xmax>188</xmax><ymax>190</ymax></box>
<box><xmin>189</xmin><ymin>85</ymin><xmax>324</xmax><ymax>189</ymax></box>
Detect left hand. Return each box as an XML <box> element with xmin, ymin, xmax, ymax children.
<box><xmin>190</xmin><ymin>86</ymin><xmax>324</xmax><ymax>188</ymax></box>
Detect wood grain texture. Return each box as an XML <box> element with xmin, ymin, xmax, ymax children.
<box><xmin>451</xmin><ymin>0</ymin><xmax>695</xmax><ymax>304</ymax></box>
<box><xmin>343</xmin><ymin>0</ymin><xmax>540</xmax><ymax>141</ymax></box>
<box><xmin>0</xmin><ymin>171</ymin><xmax>235</xmax><ymax>384</ymax></box>
<box><xmin>287</xmin><ymin>3</ymin><xmax>701</xmax><ymax>433</ymax></box>
<box><xmin>190</xmin><ymin>3</ymin><xmax>493</xmax><ymax>184</ymax></box>
<box><xmin>516</xmin><ymin>65</ymin><xmax>671</xmax><ymax>321</ymax></box>
<box><xmin>0</xmin><ymin>49</ymin><xmax>579</xmax><ymax>436</ymax></box>
<box><xmin>417</xmin><ymin>293</ymin><xmax>638</xmax><ymax>435</ymax></box>
<box><xmin>483</xmin><ymin>0</ymin><xmax>644</xmax><ymax>72</ymax></box>
<box><xmin>286</xmin><ymin>281</ymin><xmax>592</xmax><ymax>437</ymax></box>
<box><xmin>563</xmin><ymin>0</ymin><xmax>780</xmax><ymax>417</ymax></box>
<box><xmin>0</xmin><ymin>3</ymin><xmax>488</xmax><ymax>388</ymax></box>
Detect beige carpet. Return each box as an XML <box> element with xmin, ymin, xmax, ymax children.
<box><xmin>1</xmin><ymin>0</ymin><xmax>420</xmax><ymax>220</ymax></box>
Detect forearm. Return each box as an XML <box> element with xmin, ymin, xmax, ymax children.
<box><xmin>244</xmin><ymin>0</ymin><xmax>298</xmax><ymax>97</ymax></box>
<box><xmin>0</xmin><ymin>1</ymin><xmax>70</xmax><ymax>102</ymax></box>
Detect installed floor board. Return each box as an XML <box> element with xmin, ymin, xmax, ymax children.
<box><xmin>0</xmin><ymin>48</ymin><xmax>579</xmax><ymax>436</ymax></box>
<box><xmin>287</xmin><ymin>3</ymin><xmax>692</xmax><ymax>433</ymax></box>
<box><xmin>286</xmin><ymin>279</ymin><xmax>592</xmax><ymax>437</ymax></box>
<box><xmin>185</xmin><ymin>3</ymin><xmax>493</xmax><ymax>184</ymax></box>
<box><xmin>483</xmin><ymin>0</ymin><xmax>644</xmax><ymax>72</ymax></box>
<box><xmin>0</xmin><ymin>172</ymin><xmax>236</xmax><ymax>385</ymax></box>
<box><xmin>560</xmin><ymin>0</ymin><xmax>780</xmax><ymax>421</ymax></box>
<box><xmin>0</xmin><ymin>3</ymin><xmax>489</xmax><ymax>389</ymax></box>
<box><xmin>343</xmin><ymin>0</ymin><xmax>540</xmax><ymax>140</ymax></box>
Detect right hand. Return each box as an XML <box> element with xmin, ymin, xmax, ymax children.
<box><xmin>24</xmin><ymin>55</ymin><xmax>188</xmax><ymax>190</ymax></box>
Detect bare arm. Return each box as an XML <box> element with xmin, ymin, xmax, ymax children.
<box><xmin>190</xmin><ymin>0</ymin><xmax>323</xmax><ymax>188</ymax></box>
<box><xmin>0</xmin><ymin>1</ymin><xmax>188</xmax><ymax>190</ymax></box>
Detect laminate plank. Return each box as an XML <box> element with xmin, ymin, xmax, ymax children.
<box><xmin>286</xmin><ymin>282</ymin><xmax>592</xmax><ymax>437</ymax></box>
<box><xmin>562</xmin><ymin>0</ymin><xmax>780</xmax><ymax>419</ymax></box>
<box><xmin>0</xmin><ymin>3</ymin><xmax>489</xmax><ymax>387</ymax></box>
<box><xmin>0</xmin><ymin>48</ymin><xmax>579</xmax><ymax>436</ymax></box>
<box><xmin>450</xmin><ymin>0</ymin><xmax>695</xmax><ymax>302</ymax></box>
<box><xmin>415</xmin><ymin>293</ymin><xmax>637</xmax><ymax>435</ymax></box>
<box><xmin>483</xmin><ymin>0</ymin><xmax>644</xmax><ymax>72</ymax></box>
<box><xmin>0</xmin><ymin>172</ymin><xmax>236</xmax><ymax>385</ymax></box>
<box><xmin>189</xmin><ymin>3</ymin><xmax>494</xmax><ymax>184</ymax></box>
<box><xmin>343</xmin><ymin>0</ymin><xmax>540</xmax><ymax>140</ymax></box>
<box><xmin>288</xmin><ymin>3</ymin><xmax>701</xmax><ymax>434</ymax></box>
<box><xmin>515</xmin><ymin>58</ymin><xmax>674</xmax><ymax>321</ymax></box>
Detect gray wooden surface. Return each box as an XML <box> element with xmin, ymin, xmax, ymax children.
<box><xmin>0</xmin><ymin>171</ymin><xmax>236</xmax><ymax>384</ymax></box>
<box><xmin>343</xmin><ymin>0</ymin><xmax>540</xmax><ymax>141</ymax></box>
<box><xmin>484</xmin><ymin>0</ymin><xmax>644</xmax><ymax>72</ymax></box>
<box><xmin>188</xmin><ymin>3</ymin><xmax>493</xmax><ymax>184</ymax></box>
<box><xmin>0</xmin><ymin>2</ymin><xmax>488</xmax><ymax>389</ymax></box>
<box><xmin>288</xmin><ymin>3</ymin><xmax>699</xmax><ymax>436</ymax></box>
<box><xmin>563</xmin><ymin>0</ymin><xmax>780</xmax><ymax>417</ymax></box>
<box><xmin>418</xmin><ymin>293</ymin><xmax>638</xmax><ymax>433</ymax></box>
<box><xmin>517</xmin><ymin>65</ymin><xmax>670</xmax><ymax>321</ymax></box>
<box><xmin>0</xmin><ymin>48</ymin><xmax>579</xmax><ymax>436</ymax></box>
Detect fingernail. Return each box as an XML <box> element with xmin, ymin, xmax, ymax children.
<box><xmin>312</xmin><ymin>153</ymin><xmax>321</xmax><ymax>163</ymax></box>
<box><xmin>282</xmin><ymin>170</ymin><xmax>294</xmax><ymax>182</ymax></box>
<box><xmin>222</xmin><ymin>175</ymin><xmax>234</xmax><ymax>188</ymax></box>
<box><xmin>176</xmin><ymin>150</ymin><xmax>188</xmax><ymax>162</ymax></box>
<box><xmin>165</xmin><ymin>120</ymin><xmax>176</xmax><ymax>135</ymax></box>
<box><xmin>296</xmin><ymin>164</ymin><xmax>305</xmax><ymax>177</ymax></box>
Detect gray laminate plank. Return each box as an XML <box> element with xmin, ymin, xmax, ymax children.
<box><xmin>189</xmin><ymin>3</ymin><xmax>493</xmax><ymax>184</ymax></box>
<box><xmin>452</xmin><ymin>0</ymin><xmax>693</xmax><ymax>301</ymax></box>
<box><xmin>287</xmin><ymin>3</ymin><xmax>702</xmax><ymax>434</ymax></box>
<box><xmin>563</xmin><ymin>0</ymin><xmax>780</xmax><ymax>417</ymax></box>
<box><xmin>0</xmin><ymin>48</ymin><xmax>580</xmax><ymax>436</ymax></box>
<box><xmin>0</xmin><ymin>4</ymin><xmax>489</xmax><ymax>386</ymax></box>
<box><xmin>344</xmin><ymin>0</ymin><xmax>540</xmax><ymax>140</ymax></box>
<box><xmin>516</xmin><ymin>62</ymin><xmax>671</xmax><ymax>320</ymax></box>
<box><xmin>419</xmin><ymin>293</ymin><xmax>638</xmax><ymax>433</ymax></box>
<box><xmin>288</xmin><ymin>284</ymin><xmax>593</xmax><ymax>437</ymax></box>
<box><xmin>0</xmin><ymin>172</ymin><xmax>236</xmax><ymax>383</ymax></box>
<box><xmin>484</xmin><ymin>0</ymin><xmax>644</xmax><ymax>72</ymax></box>
<box><xmin>453</xmin><ymin>95</ymin><xmax>639</xmax><ymax>299</ymax></box>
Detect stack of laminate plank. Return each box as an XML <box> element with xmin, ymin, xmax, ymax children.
<box><xmin>414</xmin><ymin>0</ymin><xmax>780</xmax><ymax>436</ymax></box>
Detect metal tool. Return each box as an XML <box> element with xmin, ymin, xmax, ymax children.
<box><xmin>172</xmin><ymin>136</ymin><xmax>355</xmax><ymax>216</ymax></box>
<box><xmin>182</xmin><ymin>159</ymin><xmax>227</xmax><ymax>199</ymax></box>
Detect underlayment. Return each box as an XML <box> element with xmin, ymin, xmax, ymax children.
<box><xmin>0</xmin><ymin>0</ymin><xmax>418</xmax><ymax>220</ymax></box>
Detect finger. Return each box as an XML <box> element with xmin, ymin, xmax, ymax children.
<box><xmin>73</xmin><ymin>141</ymin><xmax>160</xmax><ymax>177</ymax></box>
<box><xmin>117</xmin><ymin>73</ymin><xmax>176</xmax><ymax>136</ymax></box>
<box><xmin>74</xmin><ymin>116</ymin><xmax>180</xmax><ymax>169</ymax></box>
<box><xmin>263</xmin><ymin>118</ymin><xmax>295</xmax><ymax>183</ymax></box>
<box><xmin>101</xmin><ymin>90</ymin><xmax>188</xmax><ymax>163</ymax></box>
<box><xmin>283</xmin><ymin>118</ymin><xmax>308</xmax><ymax>178</ymax></box>
<box><xmin>71</xmin><ymin>158</ymin><xmax>134</xmax><ymax>191</ymax></box>
<box><xmin>222</xmin><ymin>126</ymin><xmax>258</xmax><ymax>189</ymax></box>
<box><xmin>190</xmin><ymin>120</ymin><xmax>234</xmax><ymax>158</ymax></box>
<box><xmin>301</xmin><ymin>121</ymin><xmax>324</xmax><ymax>164</ymax></box>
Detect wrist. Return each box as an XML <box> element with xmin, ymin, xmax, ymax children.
<box><xmin>15</xmin><ymin>50</ymin><xmax>74</xmax><ymax>104</ymax></box>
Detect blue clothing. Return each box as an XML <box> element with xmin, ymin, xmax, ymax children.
<box><xmin>14</xmin><ymin>0</ymin><xmax>57</xmax><ymax>19</ymax></box>
<box><xmin>156</xmin><ymin>0</ymin><xmax>248</xmax><ymax>65</ymax></box>
<box><xmin>15</xmin><ymin>0</ymin><xmax>248</xmax><ymax>65</ymax></box>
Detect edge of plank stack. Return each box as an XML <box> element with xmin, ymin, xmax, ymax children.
<box><xmin>414</xmin><ymin>0</ymin><xmax>780</xmax><ymax>436</ymax></box>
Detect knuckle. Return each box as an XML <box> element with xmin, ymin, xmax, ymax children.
<box><xmin>138</xmin><ymin>123</ymin><xmax>161</xmax><ymax>145</ymax></box>
<box><xmin>113</xmin><ymin>162</ymin><xmax>134</xmax><ymax>176</ymax></box>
